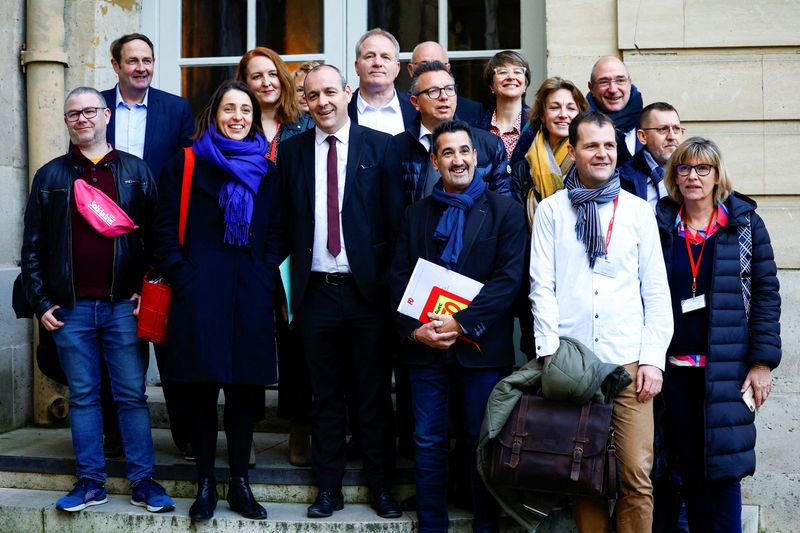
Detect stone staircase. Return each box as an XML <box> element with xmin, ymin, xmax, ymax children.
<box><xmin>0</xmin><ymin>386</ymin><xmax>761</xmax><ymax>532</ymax></box>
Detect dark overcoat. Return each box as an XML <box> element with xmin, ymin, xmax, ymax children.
<box><xmin>390</xmin><ymin>185</ymin><xmax>526</xmax><ymax>368</ymax></box>
<box><xmin>154</xmin><ymin>149</ymin><xmax>282</xmax><ymax>385</ymax></box>
<box><xmin>656</xmin><ymin>191</ymin><xmax>781</xmax><ymax>481</ymax></box>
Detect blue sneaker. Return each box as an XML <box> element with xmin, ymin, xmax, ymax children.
<box><xmin>56</xmin><ymin>478</ymin><xmax>108</xmax><ymax>512</ymax></box>
<box><xmin>130</xmin><ymin>478</ymin><xmax>175</xmax><ymax>513</ymax></box>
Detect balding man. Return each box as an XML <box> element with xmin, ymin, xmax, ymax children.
<box><xmin>586</xmin><ymin>56</ymin><xmax>644</xmax><ymax>165</ymax></box>
<box><xmin>408</xmin><ymin>41</ymin><xmax>483</xmax><ymax>126</ymax></box>
<box><xmin>347</xmin><ymin>28</ymin><xmax>416</xmax><ymax>135</ymax></box>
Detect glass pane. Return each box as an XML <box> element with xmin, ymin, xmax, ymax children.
<box><xmin>448</xmin><ymin>0</ymin><xmax>520</xmax><ymax>50</ymax></box>
<box><xmin>367</xmin><ymin>0</ymin><xmax>439</xmax><ymax>52</ymax></box>
<box><xmin>182</xmin><ymin>0</ymin><xmax>247</xmax><ymax>58</ymax></box>
<box><xmin>182</xmin><ymin>65</ymin><xmax>238</xmax><ymax>118</ymax></box>
<box><xmin>256</xmin><ymin>0</ymin><xmax>324</xmax><ymax>54</ymax></box>
<box><xmin>450</xmin><ymin>59</ymin><xmax>493</xmax><ymax>107</ymax></box>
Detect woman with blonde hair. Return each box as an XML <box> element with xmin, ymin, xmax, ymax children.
<box><xmin>655</xmin><ymin>137</ymin><xmax>780</xmax><ymax>532</ymax></box>
<box><xmin>292</xmin><ymin>60</ymin><xmax>320</xmax><ymax>113</ymax></box>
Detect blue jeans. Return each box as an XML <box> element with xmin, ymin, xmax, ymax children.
<box><xmin>409</xmin><ymin>357</ymin><xmax>508</xmax><ymax>533</ymax></box>
<box><xmin>52</xmin><ymin>299</ymin><xmax>155</xmax><ymax>483</ymax></box>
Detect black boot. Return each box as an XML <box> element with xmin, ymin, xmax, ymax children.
<box><xmin>227</xmin><ymin>476</ymin><xmax>267</xmax><ymax>520</ymax></box>
<box><xmin>189</xmin><ymin>477</ymin><xmax>217</xmax><ymax>521</ymax></box>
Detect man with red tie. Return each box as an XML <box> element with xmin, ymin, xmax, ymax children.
<box><xmin>276</xmin><ymin>64</ymin><xmax>404</xmax><ymax>519</ymax></box>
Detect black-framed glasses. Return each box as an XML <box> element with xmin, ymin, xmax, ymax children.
<box><xmin>642</xmin><ymin>126</ymin><xmax>685</xmax><ymax>136</ymax></box>
<box><xmin>675</xmin><ymin>164</ymin><xmax>715</xmax><ymax>177</ymax></box>
<box><xmin>415</xmin><ymin>84</ymin><xmax>457</xmax><ymax>99</ymax></box>
<box><xmin>64</xmin><ymin>107</ymin><xmax>106</xmax><ymax>122</ymax></box>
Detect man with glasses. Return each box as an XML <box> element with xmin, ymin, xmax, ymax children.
<box><xmin>620</xmin><ymin>102</ymin><xmax>685</xmax><ymax>209</ymax></box>
<box><xmin>394</xmin><ymin>60</ymin><xmax>513</xmax><ymax>205</ymax></box>
<box><xmin>347</xmin><ymin>28</ymin><xmax>416</xmax><ymax>135</ymax></box>
<box><xmin>20</xmin><ymin>87</ymin><xmax>173</xmax><ymax>514</ymax></box>
<box><xmin>587</xmin><ymin>56</ymin><xmax>644</xmax><ymax>165</ymax></box>
<box><xmin>407</xmin><ymin>41</ymin><xmax>484</xmax><ymax>126</ymax></box>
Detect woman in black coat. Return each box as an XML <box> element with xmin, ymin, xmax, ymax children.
<box><xmin>154</xmin><ymin>80</ymin><xmax>281</xmax><ymax>522</ymax></box>
<box><xmin>655</xmin><ymin>137</ymin><xmax>781</xmax><ymax>532</ymax></box>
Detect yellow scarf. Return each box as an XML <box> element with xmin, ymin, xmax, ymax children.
<box><xmin>525</xmin><ymin>131</ymin><xmax>573</xmax><ymax>229</ymax></box>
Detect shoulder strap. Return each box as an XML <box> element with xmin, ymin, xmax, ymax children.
<box><xmin>737</xmin><ymin>213</ymin><xmax>753</xmax><ymax>320</ymax></box>
<box><xmin>179</xmin><ymin>147</ymin><xmax>194</xmax><ymax>246</ymax></box>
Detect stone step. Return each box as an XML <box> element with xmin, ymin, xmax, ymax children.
<box><xmin>0</xmin><ymin>487</ymin><xmax>486</xmax><ymax>533</ymax></box>
<box><xmin>0</xmin><ymin>427</ymin><xmax>413</xmax><ymax>502</ymax></box>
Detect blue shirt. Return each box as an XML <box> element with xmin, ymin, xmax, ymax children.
<box><xmin>113</xmin><ymin>85</ymin><xmax>148</xmax><ymax>159</ymax></box>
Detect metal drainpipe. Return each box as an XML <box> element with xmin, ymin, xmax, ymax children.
<box><xmin>20</xmin><ymin>0</ymin><xmax>69</xmax><ymax>425</ymax></box>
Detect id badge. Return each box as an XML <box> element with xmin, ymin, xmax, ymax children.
<box><xmin>593</xmin><ymin>257</ymin><xmax>617</xmax><ymax>278</ymax></box>
<box><xmin>681</xmin><ymin>294</ymin><xmax>706</xmax><ymax>314</ymax></box>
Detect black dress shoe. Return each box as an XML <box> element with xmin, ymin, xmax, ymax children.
<box><xmin>307</xmin><ymin>490</ymin><xmax>344</xmax><ymax>518</ymax></box>
<box><xmin>372</xmin><ymin>488</ymin><xmax>402</xmax><ymax>519</ymax></box>
<box><xmin>189</xmin><ymin>477</ymin><xmax>217</xmax><ymax>521</ymax></box>
<box><xmin>227</xmin><ymin>476</ymin><xmax>267</xmax><ymax>520</ymax></box>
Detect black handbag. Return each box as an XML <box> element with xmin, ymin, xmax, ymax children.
<box><xmin>489</xmin><ymin>393</ymin><xmax>618</xmax><ymax>499</ymax></box>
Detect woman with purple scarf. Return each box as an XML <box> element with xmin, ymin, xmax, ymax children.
<box><xmin>153</xmin><ymin>80</ymin><xmax>281</xmax><ymax>522</ymax></box>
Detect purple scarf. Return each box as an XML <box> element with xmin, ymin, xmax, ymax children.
<box><xmin>193</xmin><ymin>125</ymin><xmax>269</xmax><ymax>245</ymax></box>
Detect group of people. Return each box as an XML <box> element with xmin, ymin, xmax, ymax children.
<box><xmin>19</xmin><ymin>26</ymin><xmax>780</xmax><ymax>533</ymax></box>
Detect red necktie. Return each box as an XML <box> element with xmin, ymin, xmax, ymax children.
<box><xmin>326</xmin><ymin>136</ymin><xmax>341</xmax><ymax>257</ymax></box>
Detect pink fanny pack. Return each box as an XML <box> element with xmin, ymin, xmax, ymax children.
<box><xmin>73</xmin><ymin>179</ymin><xmax>139</xmax><ymax>237</ymax></box>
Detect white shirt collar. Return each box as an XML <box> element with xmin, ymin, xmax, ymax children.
<box><xmin>315</xmin><ymin>118</ymin><xmax>351</xmax><ymax>146</ymax></box>
<box><xmin>356</xmin><ymin>90</ymin><xmax>401</xmax><ymax>114</ymax></box>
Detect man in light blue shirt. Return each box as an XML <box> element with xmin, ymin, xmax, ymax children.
<box><xmin>101</xmin><ymin>33</ymin><xmax>194</xmax><ymax>460</ymax></box>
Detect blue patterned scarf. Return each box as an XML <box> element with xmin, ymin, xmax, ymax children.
<box><xmin>431</xmin><ymin>171</ymin><xmax>488</xmax><ymax>269</ymax></box>
<box><xmin>565</xmin><ymin>166</ymin><xmax>621</xmax><ymax>267</ymax></box>
<box><xmin>193</xmin><ymin>125</ymin><xmax>269</xmax><ymax>245</ymax></box>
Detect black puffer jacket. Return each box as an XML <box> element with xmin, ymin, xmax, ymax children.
<box><xmin>656</xmin><ymin>191</ymin><xmax>781</xmax><ymax>481</ymax></box>
<box><xmin>21</xmin><ymin>150</ymin><xmax>157</xmax><ymax>318</ymax></box>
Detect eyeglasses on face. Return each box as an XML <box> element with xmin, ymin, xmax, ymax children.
<box><xmin>641</xmin><ymin>126</ymin><xmax>685</xmax><ymax>136</ymax></box>
<box><xmin>415</xmin><ymin>84</ymin><xmax>457</xmax><ymax>99</ymax></box>
<box><xmin>64</xmin><ymin>107</ymin><xmax>106</xmax><ymax>122</ymax></box>
<box><xmin>675</xmin><ymin>163</ymin><xmax>715</xmax><ymax>177</ymax></box>
<box><xmin>593</xmin><ymin>76</ymin><xmax>630</xmax><ymax>88</ymax></box>
<box><xmin>494</xmin><ymin>66</ymin><xmax>526</xmax><ymax>78</ymax></box>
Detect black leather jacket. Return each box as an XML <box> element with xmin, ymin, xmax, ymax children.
<box><xmin>21</xmin><ymin>150</ymin><xmax>157</xmax><ymax>318</ymax></box>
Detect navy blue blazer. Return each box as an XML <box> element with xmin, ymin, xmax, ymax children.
<box><xmin>103</xmin><ymin>86</ymin><xmax>194</xmax><ymax>181</ymax></box>
<box><xmin>618</xmin><ymin>147</ymin><xmax>655</xmax><ymax>201</ymax></box>
<box><xmin>277</xmin><ymin>123</ymin><xmax>404</xmax><ymax>313</ymax></box>
<box><xmin>347</xmin><ymin>88</ymin><xmax>418</xmax><ymax>131</ymax></box>
<box><xmin>391</xmin><ymin>187</ymin><xmax>526</xmax><ymax>368</ymax></box>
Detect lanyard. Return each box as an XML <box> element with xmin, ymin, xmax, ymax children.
<box><xmin>604</xmin><ymin>196</ymin><xmax>620</xmax><ymax>253</ymax></box>
<box><xmin>683</xmin><ymin>208</ymin><xmax>716</xmax><ymax>297</ymax></box>
<box><xmin>266</xmin><ymin>123</ymin><xmax>282</xmax><ymax>163</ymax></box>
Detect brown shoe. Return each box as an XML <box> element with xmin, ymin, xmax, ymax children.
<box><xmin>288</xmin><ymin>422</ymin><xmax>312</xmax><ymax>467</ymax></box>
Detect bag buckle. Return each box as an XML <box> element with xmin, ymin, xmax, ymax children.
<box><xmin>571</xmin><ymin>436</ymin><xmax>588</xmax><ymax>481</ymax></box>
<box><xmin>508</xmin><ymin>436</ymin><xmax>523</xmax><ymax>468</ymax></box>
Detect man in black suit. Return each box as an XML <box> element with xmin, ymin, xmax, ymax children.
<box><xmin>100</xmin><ymin>33</ymin><xmax>194</xmax><ymax>457</ymax></box>
<box><xmin>277</xmin><ymin>64</ymin><xmax>403</xmax><ymax>519</ymax></box>
<box><xmin>390</xmin><ymin>120</ymin><xmax>526</xmax><ymax>531</ymax></box>
<box><xmin>347</xmin><ymin>28</ymin><xmax>417</xmax><ymax>135</ymax></box>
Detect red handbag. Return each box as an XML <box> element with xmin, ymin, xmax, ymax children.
<box><xmin>137</xmin><ymin>147</ymin><xmax>194</xmax><ymax>344</ymax></box>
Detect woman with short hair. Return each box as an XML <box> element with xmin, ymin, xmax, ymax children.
<box><xmin>655</xmin><ymin>137</ymin><xmax>781</xmax><ymax>532</ymax></box>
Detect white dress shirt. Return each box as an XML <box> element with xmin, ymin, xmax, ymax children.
<box><xmin>418</xmin><ymin>123</ymin><xmax>433</xmax><ymax>153</ymax></box>
<box><xmin>311</xmin><ymin>120</ymin><xmax>352</xmax><ymax>273</ymax></box>
<box><xmin>529</xmin><ymin>188</ymin><xmax>673</xmax><ymax>369</ymax></box>
<box><xmin>356</xmin><ymin>91</ymin><xmax>406</xmax><ymax>135</ymax></box>
<box><xmin>113</xmin><ymin>85</ymin><xmax>148</xmax><ymax>159</ymax></box>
